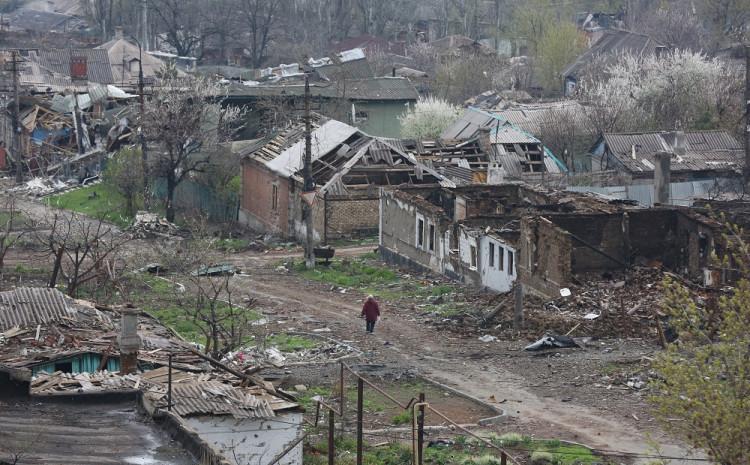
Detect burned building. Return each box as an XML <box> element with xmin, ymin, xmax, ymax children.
<box><xmin>380</xmin><ymin>184</ymin><xmax>727</xmax><ymax>297</ymax></box>
<box><xmin>239</xmin><ymin>117</ymin><xmax>452</xmax><ymax>242</ymax></box>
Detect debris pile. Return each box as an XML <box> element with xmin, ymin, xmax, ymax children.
<box><xmin>129</xmin><ymin>211</ymin><xmax>182</xmax><ymax>238</ymax></box>
<box><xmin>223</xmin><ymin>341</ymin><xmax>356</xmax><ymax>369</ymax></box>
<box><xmin>8</xmin><ymin>176</ymin><xmax>72</xmax><ymax>197</ymax></box>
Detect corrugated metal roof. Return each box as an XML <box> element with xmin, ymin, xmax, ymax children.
<box><xmin>491</xmin><ymin>125</ymin><xmax>538</xmax><ymax>144</ymax></box>
<box><xmin>170</xmin><ymin>381</ymin><xmax>276</xmax><ymax>419</ymax></box>
<box><xmin>26</xmin><ymin>49</ymin><xmax>115</xmax><ymax>85</ymax></box>
<box><xmin>482</xmin><ymin>101</ymin><xmax>588</xmax><ymax>136</ymax></box>
<box><xmin>602</xmin><ymin>130</ymin><xmax>743</xmax><ymax>174</ymax></box>
<box><xmin>440</xmin><ymin>107</ymin><xmax>498</xmax><ymax>140</ymax></box>
<box><xmin>5</xmin><ymin>8</ymin><xmax>81</xmax><ymax>32</ymax></box>
<box><xmin>0</xmin><ymin>287</ymin><xmax>75</xmax><ymax>331</ymax></box>
<box><xmin>228</xmin><ymin>77</ymin><xmax>417</xmax><ymax>101</ymax></box>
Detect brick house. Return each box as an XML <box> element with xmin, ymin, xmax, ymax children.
<box><xmin>239</xmin><ymin>118</ymin><xmax>452</xmax><ymax>242</ymax></box>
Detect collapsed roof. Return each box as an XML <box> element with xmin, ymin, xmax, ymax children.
<box><xmin>242</xmin><ymin>119</ymin><xmax>454</xmax><ymax>194</ymax></box>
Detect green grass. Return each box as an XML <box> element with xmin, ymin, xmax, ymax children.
<box><xmin>266</xmin><ymin>333</ymin><xmax>319</xmax><ymax>352</ymax></box>
<box><xmin>297</xmin><ymin>386</ymin><xmax>332</xmax><ymax>410</ymax></box>
<box><xmin>532</xmin><ymin>441</ymin><xmax>599</xmax><ymax>465</ymax></box>
<box><xmin>296</xmin><ymin>256</ymin><xmax>398</xmax><ymax>290</ymax></box>
<box><xmin>0</xmin><ymin>210</ymin><xmax>30</xmax><ymax>230</ymax></box>
<box><xmin>212</xmin><ymin>238</ymin><xmax>251</xmax><ymax>252</ymax></box>
<box><xmin>47</xmin><ymin>183</ymin><xmax>133</xmax><ymax>228</ymax></box>
<box><xmin>391</xmin><ymin>410</ymin><xmax>412</xmax><ymax>425</ymax></box>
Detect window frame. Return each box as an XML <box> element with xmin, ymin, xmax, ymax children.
<box><xmin>488</xmin><ymin>242</ymin><xmax>495</xmax><ymax>268</ymax></box>
<box><xmin>271</xmin><ymin>184</ymin><xmax>279</xmax><ymax>210</ymax></box>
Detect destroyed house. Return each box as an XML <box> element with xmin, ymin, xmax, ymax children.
<box><xmin>589</xmin><ymin>130</ymin><xmax>743</xmax><ymax>182</ymax></box>
<box><xmin>379</xmin><ymin>184</ymin><xmax>593</xmax><ymax>293</ymax></box>
<box><xmin>240</xmin><ymin>118</ymin><xmax>452</xmax><ymax>242</ymax></box>
<box><xmin>439</xmin><ymin>108</ymin><xmax>567</xmax><ymax>181</ymax></box>
<box><xmin>0</xmin><ymin>287</ymin><xmax>305</xmax><ymax>465</ymax></box>
<box><xmin>226</xmin><ymin>76</ymin><xmax>419</xmax><ymax>138</ymax></box>
<box><xmin>380</xmin><ymin>184</ymin><xmax>727</xmax><ymax>297</ymax></box>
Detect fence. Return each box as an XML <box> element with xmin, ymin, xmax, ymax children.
<box><xmin>270</xmin><ymin>362</ymin><xmax>518</xmax><ymax>465</ymax></box>
<box><xmin>151</xmin><ymin>178</ymin><xmax>239</xmax><ymax>223</ymax></box>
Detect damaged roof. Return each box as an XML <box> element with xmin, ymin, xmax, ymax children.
<box><xmin>599</xmin><ymin>130</ymin><xmax>743</xmax><ymax>175</ymax></box>
<box><xmin>25</xmin><ymin>49</ymin><xmax>115</xmax><ymax>85</ymax></box>
<box><xmin>227</xmin><ymin>77</ymin><xmax>418</xmax><ymax>101</ymax></box>
<box><xmin>562</xmin><ymin>29</ymin><xmax>662</xmax><ymax>78</ymax></box>
<box><xmin>0</xmin><ymin>287</ymin><xmax>78</xmax><ymax>331</ymax></box>
<box><xmin>244</xmin><ymin>119</ymin><xmax>454</xmax><ymax>193</ymax></box>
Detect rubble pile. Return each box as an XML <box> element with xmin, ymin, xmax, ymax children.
<box><xmin>223</xmin><ymin>341</ymin><xmax>356</xmax><ymax>369</ymax></box>
<box><xmin>129</xmin><ymin>211</ymin><xmax>183</xmax><ymax>238</ymax></box>
<box><xmin>8</xmin><ymin>176</ymin><xmax>72</xmax><ymax>197</ymax></box>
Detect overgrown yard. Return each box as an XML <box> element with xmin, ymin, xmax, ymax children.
<box><xmin>47</xmin><ymin>183</ymin><xmax>132</xmax><ymax>228</ymax></box>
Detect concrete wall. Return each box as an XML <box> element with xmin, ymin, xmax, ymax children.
<box><xmin>379</xmin><ymin>190</ymin><xmax>446</xmax><ymax>274</ymax></box>
<box><xmin>239</xmin><ymin>161</ymin><xmax>290</xmax><ymax>237</ymax></box>
<box><xmin>350</xmin><ymin>101</ymin><xmax>409</xmax><ymax>138</ymax></box>
<box><xmin>184</xmin><ymin>414</ymin><xmax>303</xmax><ymax>465</ymax></box>
<box><xmin>480</xmin><ymin>236</ymin><xmax>516</xmax><ymax>292</ymax></box>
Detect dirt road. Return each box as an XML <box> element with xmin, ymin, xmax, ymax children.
<box><xmin>229</xmin><ymin>252</ymin><xmax>703</xmax><ymax>465</ymax></box>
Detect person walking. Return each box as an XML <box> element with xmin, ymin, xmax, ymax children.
<box><xmin>361</xmin><ymin>295</ymin><xmax>380</xmax><ymax>333</ymax></box>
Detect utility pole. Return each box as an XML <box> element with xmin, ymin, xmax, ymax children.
<box><xmin>417</xmin><ymin>392</ymin><xmax>425</xmax><ymax>465</ymax></box>
<box><xmin>131</xmin><ymin>36</ymin><xmax>149</xmax><ymax>209</ymax></box>
<box><xmin>303</xmin><ymin>73</ymin><xmax>315</xmax><ymax>269</ymax></box>
<box><xmin>11</xmin><ymin>50</ymin><xmax>22</xmax><ymax>184</ymax></box>
<box><xmin>745</xmin><ymin>45</ymin><xmax>750</xmax><ymax>187</ymax></box>
<box><xmin>356</xmin><ymin>377</ymin><xmax>363</xmax><ymax>465</ymax></box>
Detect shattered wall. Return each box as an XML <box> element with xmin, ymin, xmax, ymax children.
<box><xmin>518</xmin><ymin>216</ymin><xmax>573</xmax><ymax>297</ymax></box>
<box><xmin>548</xmin><ymin>213</ymin><xmax>626</xmax><ymax>273</ymax></box>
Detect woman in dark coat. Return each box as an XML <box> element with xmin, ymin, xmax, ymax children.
<box><xmin>361</xmin><ymin>295</ymin><xmax>380</xmax><ymax>333</ymax></box>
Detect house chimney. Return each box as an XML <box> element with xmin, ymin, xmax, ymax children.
<box><xmin>670</xmin><ymin>130</ymin><xmax>687</xmax><ymax>156</ymax></box>
<box><xmin>118</xmin><ymin>305</ymin><xmax>141</xmax><ymax>374</ymax></box>
<box><xmin>114</xmin><ymin>26</ymin><xmax>124</xmax><ymax>40</ymax></box>
<box><xmin>653</xmin><ymin>151</ymin><xmax>671</xmax><ymax>205</ymax></box>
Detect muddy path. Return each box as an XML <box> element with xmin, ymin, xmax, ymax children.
<box><xmin>229</xmin><ymin>259</ymin><xmax>701</xmax><ymax>465</ymax></box>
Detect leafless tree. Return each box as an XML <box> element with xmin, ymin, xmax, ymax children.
<box><xmin>237</xmin><ymin>0</ymin><xmax>281</xmax><ymax>68</ymax></box>
<box><xmin>0</xmin><ymin>195</ymin><xmax>27</xmax><ymax>272</ymax></box>
<box><xmin>149</xmin><ymin>0</ymin><xmax>216</xmax><ymax>57</ymax></box>
<box><xmin>142</xmin><ymin>74</ymin><xmax>243</xmax><ymax>222</ymax></box>
<box><xmin>34</xmin><ymin>212</ymin><xmax>131</xmax><ymax>297</ymax></box>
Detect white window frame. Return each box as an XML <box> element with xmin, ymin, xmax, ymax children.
<box><xmin>416</xmin><ymin>214</ymin><xmax>425</xmax><ymax>249</ymax></box>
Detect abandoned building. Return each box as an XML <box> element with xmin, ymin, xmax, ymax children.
<box><xmin>239</xmin><ymin>117</ymin><xmax>452</xmax><ymax>242</ymax></box>
<box><xmin>588</xmin><ymin>130</ymin><xmax>744</xmax><ymax>182</ymax></box>
<box><xmin>379</xmin><ymin>184</ymin><xmax>726</xmax><ymax>297</ymax></box>
<box><xmin>440</xmin><ymin>108</ymin><xmax>568</xmax><ymax>180</ymax></box>
<box><xmin>0</xmin><ymin>287</ymin><xmax>304</xmax><ymax>465</ymax></box>
<box><xmin>562</xmin><ymin>29</ymin><xmax>663</xmax><ymax>96</ymax></box>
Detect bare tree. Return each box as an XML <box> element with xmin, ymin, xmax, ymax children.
<box><xmin>238</xmin><ymin>0</ymin><xmax>281</xmax><ymax>68</ymax></box>
<box><xmin>142</xmin><ymin>75</ymin><xmax>242</xmax><ymax>222</ymax></box>
<box><xmin>35</xmin><ymin>212</ymin><xmax>130</xmax><ymax>297</ymax></box>
<box><xmin>149</xmin><ymin>0</ymin><xmax>214</xmax><ymax>57</ymax></box>
<box><xmin>0</xmin><ymin>195</ymin><xmax>27</xmax><ymax>272</ymax></box>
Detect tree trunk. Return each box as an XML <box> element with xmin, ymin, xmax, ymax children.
<box><xmin>166</xmin><ymin>175</ymin><xmax>176</xmax><ymax>222</ymax></box>
<box><xmin>49</xmin><ymin>246</ymin><xmax>64</xmax><ymax>289</ymax></box>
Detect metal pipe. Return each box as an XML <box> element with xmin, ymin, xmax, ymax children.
<box><xmin>167</xmin><ymin>352</ymin><xmax>172</xmax><ymax>411</ymax></box>
<box><xmin>328</xmin><ymin>407</ymin><xmax>335</xmax><ymax>465</ymax></box>
<box><xmin>417</xmin><ymin>393</ymin><xmax>425</xmax><ymax>465</ymax></box>
<box><xmin>356</xmin><ymin>378</ymin><xmax>363</xmax><ymax>465</ymax></box>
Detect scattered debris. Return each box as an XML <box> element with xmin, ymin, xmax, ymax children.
<box><xmin>478</xmin><ymin>335</ymin><xmax>497</xmax><ymax>342</ymax></box>
<box><xmin>524</xmin><ymin>334</ymin><xmax>580</xmax><ymax>351</ymax></box>
<box><xmin>129</xmin><ymin>211</ymin><xmax>183</xmax><ymax>238</ymax></box>
<box><xmin>9</xmin><ymin>176</ymin><xmax>72</xmax><ymax>196</ymax></box>
<box><xmin>191</xmin><ymin>263</ymin><xmax>237</xmax><ymax>277</ymax></box>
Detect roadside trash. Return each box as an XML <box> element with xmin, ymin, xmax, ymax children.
<box><xmin>478</xmin><ymin>335</ymin><xmax>497</xmax><ymax>342</ymax></box>
<box><xmin>559</xmin><ymin>288</ymin><xmax>572</xmax><ymax>297</ymax></box>
<box><xmin>312</xmin><ymin>327</ymin><xmax>331</xmax><ymax>333</ymax></box>
<box><xmin>524</xmin><ymin>333</ymin><xmax>580</xmax><ymax>351</ymax></box>
<box><xmin>137</xmin><ymin>263</ymin><xmax>167</xmax><ymax>274</ymax></box>
<box><xmin>583</xmin><ymin>312</ymin><xmax>600</xmax><ymax>320</ymax></box>
<box><xmin>191</xmin><ymin>264</ymin><xmax>237</xmax><ymax>277</ymax></box>
<box><xmin>129</xmin><ymin>211</ymin><xmax>183</xmax><ymax>238</ymax></box>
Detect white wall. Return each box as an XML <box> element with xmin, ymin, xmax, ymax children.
<box><xmin>480</xmin><ymin>236</ymin><xmax>516</xmax><ymax>293</ymax></box>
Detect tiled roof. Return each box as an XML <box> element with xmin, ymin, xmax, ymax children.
<box><xmin>601</xmin><ymin>131</ymin><xmax>743</xmax><ymax>174</ymax></box>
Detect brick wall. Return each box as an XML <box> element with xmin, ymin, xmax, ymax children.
<box><xmin>518</xmin><ymin>216</ymin><xmax>573</xmax><ymax>298</ymax></box>
<box><xmin>239</xmin><ymin>161</ymin><xmax>290</xmax><ymax>237</ymax></box>
<box><xmin>325</xmin><ymin>195</ymin><xmax>379</xmax><ymax>239</ymax></box>
<box><xmin>549</xmin><ymin>213</ymin><xmax>626</xmax><ymax>273</ymax></box>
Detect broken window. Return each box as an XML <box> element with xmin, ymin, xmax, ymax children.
<box><xmin>470</xmin><ymin>245</ymin><xmax>477</xmax><ymax>269</ymax></box>
<box><xmin>272</xmin><ymin>185</ymin><xmax>279</xmax><ymax>210</ymax></box>
<box><xmin>508</xmin><ymin>250</ymin><xmax>514</xmax><ymax>275</ymax></box>
<box><xmin>489</xmin><ymin>243</ymin><xmax>495</xmax><ymax>267</ymax></box>
<box><xmin>355</xmin><ymin>110</ymin><xmax>369</xmax><ymax>122</ymax></box>
<box><xmin>429</xmin><ymin>223</ymin><xmax>435</xmax><ymax>252</ymax></box>
<box><xmin>498</xmin><ymin>246</ymin><xmax>504</xmax><ymax>271</ymax></box>
<box><xmin>417</xmin><ymin>217</ymin><xmax>424</xmax><ymax>248</ymax></box>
